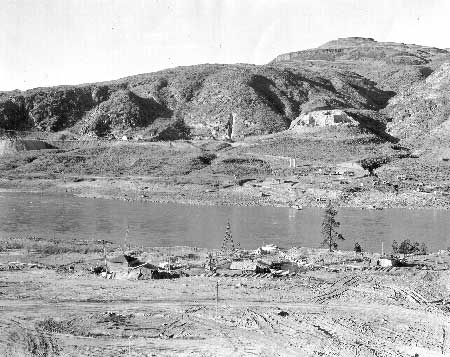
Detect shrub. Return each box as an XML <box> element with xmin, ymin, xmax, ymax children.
<box><xmin>359</xmin><ymin>156</ymin><xmax>390</xmax><ymax>176</ymax></box>
<box><xmin>0</xmin><ymin>236</ymin><xmax>103</xmax><ymax>255</ymax></box>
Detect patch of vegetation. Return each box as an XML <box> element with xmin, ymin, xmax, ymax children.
<box><xmin>37</xmin><ymin>317</ymin><xmax>91</xmax><ymax>337</ymax></box>
<box><xmin>392</xmin><ymin>239</ymin><xmax>428</xmax><ymax>258</ymax></box>
<box><xmin>1</xmin><ymin>142</ymin><xmax>218</xmax><ymax>177</ymax></box>
<box><xmin>242</xmin><ymin>134</ymin><xmax>391</xmax><ymax>163</ymax></box>
<box><xmin>0</xmin><ymin>236</ymin><xmax>104</xmax><ymax>255</ymax></box>
<box><xmin>212</xmin><ymin>157</ymin><xmax>271</xmax><ymax>176</ymax></box>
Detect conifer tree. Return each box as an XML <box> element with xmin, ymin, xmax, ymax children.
<box><xmin>321</xmin><ymin>203</ymin><xmax>344</xmax><ymax>251</ymax></box>
<box><xmin>221</xmin><ymin>221</ymin><xmax>235</xmax><ymax>254</ymax></box>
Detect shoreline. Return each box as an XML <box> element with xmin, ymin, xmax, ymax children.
<box><xmin>1</xmin><ymin>179</ymin><xmax>450</xmax><ymax>211</ymax></box>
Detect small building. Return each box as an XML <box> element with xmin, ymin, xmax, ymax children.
<box><xmin>378</xmin><ymin>258</ymin><xmax>393</xmax><ymax>267</ymax></box>
<box><xmin>370</xmin><ymin>256</ymin><xmax>399</xmax><ymax>267</ymax></box>
<box><xmin>261</xmin><ymin>244</ymin><xmax>278</xmax><ymax>254</ymax></box>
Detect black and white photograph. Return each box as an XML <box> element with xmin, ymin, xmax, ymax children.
<box><xmin>1</xmin><ymin>0</ymin><xmax>450</xmax><ymax>355</ymax></box>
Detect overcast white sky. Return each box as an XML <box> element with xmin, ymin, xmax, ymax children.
<box><xmin>1</xmin><ymin>0</ymin><xmax>449</xmax><ymax>91</ymax></box>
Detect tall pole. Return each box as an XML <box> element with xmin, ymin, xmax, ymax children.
<box><xmin>103</xmin><ymin>240</ymin><xmax>108</xmax><ymax>273</ymax></box>
<box><xmin>381</xmin><ymin>241</ymin><xmax>384</xmax><ymax>256</ymax></box>
<box><xmin>125</xmin><ymin>224</ymin><xmax>130</xmax><ymax>251</ymax></box>
<box><xmin>168</xmin><ymin>247</ymin><xmax>171</xmax><ymax>273</ymax></box>
<box><xmin>216</xmin><ymin>280</ymin><xmax>219</xmax><ymax>317</ymax></box>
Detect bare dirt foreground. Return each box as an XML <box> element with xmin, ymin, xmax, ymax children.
<box><xmin>1</xmin><ymin>246</ymin><xmax>450</xmax><ymax>356</ymax></box>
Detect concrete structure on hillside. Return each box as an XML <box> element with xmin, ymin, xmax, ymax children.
<box><xmin>290</xmin><ymin>109</ymin><xmax>358</xmax><ymax>130</ymax></box>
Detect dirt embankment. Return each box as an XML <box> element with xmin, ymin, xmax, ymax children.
<box><xmin>0</xmin><ymin>139</ymin><xmax>54</xmax><ymax>157</ymax></box>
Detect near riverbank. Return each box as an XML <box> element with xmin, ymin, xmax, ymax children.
<box><xmin>1</xmin><ymin>171</ymin><xmax>450</xmax><ymax>210</ymax></box>
<box><xmin>1</xmin><ymin>236</ymin><xmax>450</xmax><ymax>356</ymax></box>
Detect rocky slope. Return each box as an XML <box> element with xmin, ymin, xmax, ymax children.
<box><xmin>273</xmin><ymin>37</ymin><xmax>450</xmax><ymax>92</ymax></box>
<box><xmin>384</xmin><ymin>63</ymin><xmax>450</xmax><ymax>149</ymax></box>
<box><xmin>274</xmin><ymin>37</ymin><xmax>450</xmax><ymax>152</ymax></box>
<box><xmin>1</xmin><ymin>61</ymin><xmax>393</xmax><ymax>141</ymax></box>
<box><xmin>2</xmin><ymin>37</ymin><xmax>450</xmax><ymax>147</ymax></box>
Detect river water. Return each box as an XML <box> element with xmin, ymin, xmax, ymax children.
<box><xmin>1</xmin><ymin>192</ymin><xmax>450</xmax><ymax>252</ymax></box>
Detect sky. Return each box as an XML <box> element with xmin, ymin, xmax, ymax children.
<box><xmin>1</xmin><ymin>0</ymin><xmax>450</xmax><ymax>91</ymax></box>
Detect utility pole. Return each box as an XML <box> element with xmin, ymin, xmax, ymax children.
<box><xmin>381</xmin><ymin>241</ymin><xmax>384</xmax><ymax>256</ymax></box>
<box><xmin>168</xmin><ymin>246</ymin><xmax>171</xmax><ymax>273</ymax></box>
<box><xmin>97</xmin><ymin>239</ymin><xmax>112</xmax><ymax>273</ymax></box>
<box><xmin>216</xmin><ymin>280</ymin><xmax>219</xmax><ymax>317</ymax></box>
<box><xmin>103</xmin><ymin>241</ymin><xmax>108</xmax><ymax>273</ymax></box>
<box><xmin>125</xmin><ymin>224</ymin><xmax>130</xmax><ymax>251</ymax></box>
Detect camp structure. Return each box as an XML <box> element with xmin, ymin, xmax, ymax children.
<box><xmin>229</xmin><ymin>260</ymin><xmax>270</xmax><ymax>273</ymax></box>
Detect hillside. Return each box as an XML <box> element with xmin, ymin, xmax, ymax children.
<box><xmin>273</xmin><ymin>37</ymin><xmax>450</xmax><ymax>92</ymax></box>
<box><xmin>2</xmin><ymin>37</ymin><xmax>450</xmax><ymax>154</ymax></box>
<box><xmin>1</xmin><ymin>59</ymin><xmax>395</xmax><ymax>141</ymax></box>
<box><xmin>273</xmin><ymin>37</ymin><xmax>450</xmax><ymax>153</ymax></box>
<box><xmin>384</xmin><ymin>62</ymin><xmax>450</xmax><ymax>150</ymax></box>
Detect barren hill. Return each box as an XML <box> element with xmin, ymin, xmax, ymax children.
<box><xmin>384</xmin><ymin>62</ymin><xmax>450</xmax><ymax>149</ymax></box>
<box><xmin>273</xmin><ymin>37</ymin><xmax>450</xmax><ymax>92</ymax></box>
<box><xmin>2</xmin><ymin>37</ymin><xmax>450</xmax><ymax>148</ymax></box>
<box><xmin>1</xmin><ymin>62</ymin><xmax>393</xmax><ymax>141</ymax></box>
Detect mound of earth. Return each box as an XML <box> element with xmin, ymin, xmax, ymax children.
<box><xmin>0</xmin><ymin>139</ymin><xmax>54</xmax><ymax>156</ymax></box>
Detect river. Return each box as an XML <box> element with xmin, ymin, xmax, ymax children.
<box><xmin>1</xmin><ymin>192</ymin><xmax>449</xmax><ymax>252</ymax></box>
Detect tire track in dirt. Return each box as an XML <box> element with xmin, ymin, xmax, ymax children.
<box><xmin>0</xmin><ymin>318</ymin><xmax>61</xmax><ymax>357</ymax></box>
<box><xmin>2</xmin><ymin>295</ymin><xmax>450</xmax><ymax>356</ymax></box>
<box><xmin>313</xmin><ymin>275</ymin><xmax>362</xmax><ymax>304</ymax></box>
